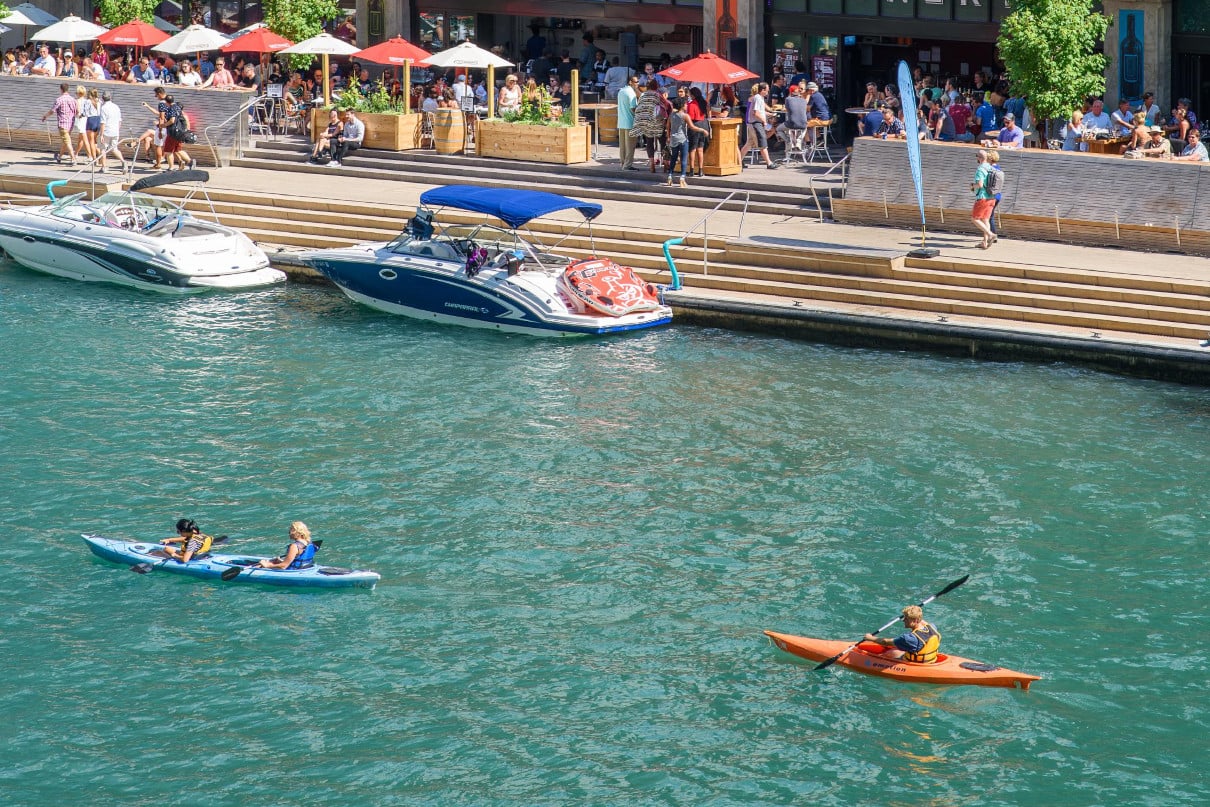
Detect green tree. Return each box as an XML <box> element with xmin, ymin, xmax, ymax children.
<box><xmin>95</xmin><ymin>0</ymin><xmax>157</xmax><ymax>27</ymax></box>
<box><xmin>997</xmin><ymin>0</ymin><xmax>1109</xmax><ymax>145</ymax></box>
<box><xmin>264</xmin><ymin>0</ymin><xmax>341</xmax><ymax>69</ymax></box>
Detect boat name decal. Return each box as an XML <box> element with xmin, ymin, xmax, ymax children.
<box><xmin>444</xmin><ymin>301</ymin><xmax>489</xmax><ymax>314</ymax></box>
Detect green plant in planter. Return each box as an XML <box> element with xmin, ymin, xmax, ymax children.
<box><xmin>500</xmin><ymin>85</ymin><xmax>574</xmax><ymax>127</ymax></box>
<box><xmin>335</xmin><ymin>80</ymin><xmax>404</xmax><ymax>114</ymax></box>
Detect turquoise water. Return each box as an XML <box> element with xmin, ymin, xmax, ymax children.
<box><xmin>3</xmin><ymin>264</ymin><xmax>1208</xmax><ymax>806</ymax></box>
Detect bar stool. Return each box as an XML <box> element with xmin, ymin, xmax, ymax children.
<box><xmin>781</xmin><ymin>128</ymin><xmax>808</xmax><ymax>164</ymax></box>
<box><xmin>806</xmin><ymin>120</ymin><xmax>835</xmax><ymax>163</ymax></box>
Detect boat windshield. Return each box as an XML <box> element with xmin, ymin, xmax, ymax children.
<box><xmin>384</xmin><ymin>220</ymin><xmax>566</xmax><ymax>270</ymax></box>
<box><xmin>49</xmin><ymin>191</ymin><xmax>181</xmax><ymax>230</ymax></box>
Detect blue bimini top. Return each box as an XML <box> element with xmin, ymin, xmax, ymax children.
<box><xmin>418</xmin><ymin>185</ymin><xmax>603</xmax><ymax>229</ymax></box>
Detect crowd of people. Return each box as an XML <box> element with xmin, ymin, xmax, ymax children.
<box><xmin>852</xmin><ymin>65</ymin><xmax>1208</xmax><ymax>163</ymax></box>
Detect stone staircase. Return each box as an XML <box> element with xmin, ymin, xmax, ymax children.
<box><xmin>3</xmin><ymin>169</ymin><xmax>1208</xmax><ymax>348</ymax></box>
<box><xmin>144</xmin><ymin>184</ymin><xmax>1210</xmax><ymax>343</ymax></box>
<box><xmin>230</xmin><ymin>137</ymin><xmax>839</xmax><ymax>220</ymax></box>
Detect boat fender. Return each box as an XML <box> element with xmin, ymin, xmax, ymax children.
<box><xmin>958</xmin><ymin>661</ymin><xmax>1000</xmax><ymax>672</ymax></box>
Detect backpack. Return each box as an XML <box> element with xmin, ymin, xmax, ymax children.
<box><xmin>987</xmin><ymin>166</ymin><xmax>1005</xmax><ymax>195</ymax></box>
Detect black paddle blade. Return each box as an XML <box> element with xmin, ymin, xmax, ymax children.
<box><xmin>130</xmin><ymin>563</ymin><xmax>153</xmax><ymax>574</ymax></box>
<box><xmin>220</xmin><ymin>566</ymin><xmax>242</xmax><ymax>581</ymax></box>
<box><xmin>936</xmin><ymin>574</ymin><xmax>970</xmax><ymax>598</ymax></box>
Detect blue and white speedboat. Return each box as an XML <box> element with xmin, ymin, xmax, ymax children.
<box><xmin>301</xmin><ymin>185</ymin><xmax>676</xmax><ymax>337</ymax></box>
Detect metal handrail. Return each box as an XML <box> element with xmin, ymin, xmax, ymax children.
<box><xmin>202</xmin><ymin>95</ymin><xmax>260</xmax><ymax>164</ymax></box>
<box><xmin>659</xmin><ymin>189</ymin><xmax>749</xmax><ymax>289</ymax></box>
<box><xmin>808</xmin><ymin>151</ymin><xmax>850</xmax><ymax>223</ymax></box>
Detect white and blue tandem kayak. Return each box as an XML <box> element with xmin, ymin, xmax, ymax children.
<box><xmin>81</xmin><ymin>533</ymin><xmax>381</xmax><ymax>589</ymax></box>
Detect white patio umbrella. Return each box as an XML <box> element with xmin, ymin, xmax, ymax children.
<box><xmin>2</xmin><ymin>4</ymin><xmax>58</xmax><ymax>43</ymax></box>
<box><xmin>153</xmin><ymin>24</ymin><xmax>230</xmax><ymax>56</ymax></box>
<box><xmin>419</xmin><ymin>42</ymin><xmax>513</xmax><ymax>118</ymax></box>
<box><xmin>418</xmin><ymin>41</ymin><xmax>512</xmax><ymax>70</ymax></box>
<box><xmin>7</xmin><ymin>3</ymin><xmax>59</xmax><ymax>27</ymax></box>
<box><xmin>279</xmin><ymin>32</ymin><xmax>359</xmax><ymax>106</ymax></box>
<box><xmin>31</xmin><ymin>15</ymin><xmax>107</xmax><ymax>45</ymax></box>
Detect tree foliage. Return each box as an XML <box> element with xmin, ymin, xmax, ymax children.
<box><xmin>95</xmin><ymin>0</ymin><xmax>157</xmax><ymax>27</ymax></box>
<box><xmin>264</xmin><ymin>0</ymin><xmax>341</xmax><ymax>67</ymax></box>
<box><xmin>0</xmin><ymin>5</ymin><xmax>9</xmax><ymax>22</ymax></box>
<box><xmin>997</xmin><ymin>0</ymin><xmax>1109</xmax><ymax>123</ymax></box>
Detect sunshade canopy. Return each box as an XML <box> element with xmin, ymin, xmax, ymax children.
<box><xmin>658</xmin><ymin>52</ymin><xmax>759</xmax><ymax>85</ymax></box>
<box><xmin>419</xmin><ymin>185</ymin><xmax>602</xmax><ymax>229</ymax></box>
<box><xmin>98</xmin><ymin>20</ymin><xmax>169</xmax><ymax>48</ymax></box>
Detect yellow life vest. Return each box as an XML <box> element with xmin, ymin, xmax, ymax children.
<box><xmin>194</xmin><ymin>533</ymin><xmax>214</xmax><ymax>555</ymax></box>
<box><xmin>902</xmin><ymin>622</ymin><xmax>941</xmax><ymax>664</ymax></box>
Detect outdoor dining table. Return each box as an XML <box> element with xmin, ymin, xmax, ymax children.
<box><xmin>580</xmin><ymin>102</ymin><xmax>615</xmax><ymax>159</ymax></box>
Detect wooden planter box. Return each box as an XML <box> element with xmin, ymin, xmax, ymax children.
<box><xmin>476</xmin><ymin>120</ymin><xmax>591</xmax><ymax>164</ymax></box>
<box><xmin>310</xmin><ymin>109</ymin><xmax>424</xmax><ymax>151</ymax></box>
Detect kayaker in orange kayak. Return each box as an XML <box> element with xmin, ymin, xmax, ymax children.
<box><xmin>863</xmin><ymin>605</ymin><xmax>940</xmax><ymax>663</ymax></box>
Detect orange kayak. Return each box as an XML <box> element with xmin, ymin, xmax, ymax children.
<box><xmin>764</xmin><ymin>630</ymin><xmax>1041</xmax><ymax>690</ymax></box>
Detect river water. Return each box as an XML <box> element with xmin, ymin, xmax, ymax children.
<box><xmin>3</xmin><ymin>265</ymin><xmax>1208</xmax><ymax>806</ymax></box>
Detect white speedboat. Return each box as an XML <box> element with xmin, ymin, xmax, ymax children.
<box><xmin>301</xmin><ymin>185</ymin><xmax>676</xmax><ymax>337</ymax></box>
<box><xmin>0</xmin><ymin>170</ymin><xmax>284</xmax><ymax>293</ymax></box>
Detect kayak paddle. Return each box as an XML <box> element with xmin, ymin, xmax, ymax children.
<box><xmin>130</xmin><ymin>535</ymin><xmax>229</xmax><ymax>574</ymax></box>
<box><xmin>813</xmin><ymin>574</ymin><xmax>970</xmax><ymax>671</ymax></box>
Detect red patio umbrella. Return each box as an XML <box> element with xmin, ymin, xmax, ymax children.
<box><xmin>97</xmin><ymin>20</ymin><xmax>169</xmax><ymax>49</ymax></box>
<box><xmin>352</xmin><ymin>35</ymin><xmax>429</xmax><ymax>67</ymax></box>
<box><xmin>220</xmin><ymin>27</ymin><xmax>293</xmax><ymax>54</ymax></box>
<box><xmin>658</xmin><ymin>52</ymin><xmax>758</xmax><ymax>85</ymax></box>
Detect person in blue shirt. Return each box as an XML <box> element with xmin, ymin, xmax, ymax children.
<box><xmin>860</xmin><ymin>103</ymin><xmax>885</xmax><ymax>136</ymax></box>
<box><xmin>257</xmin><ymin>522</ymin><xmax>318</xmax><ymax>569</ymax></box>
<box><xmin>804</xmin><ymin>81</ymin><xmax>830</xmax><ymax>121</ymax></box>
<box><xmin>130</xmin><ymin>56</ymin><xmax>156</xmax><ymax>83</ymax></box>
<box><xmin>974</xmin><ymin>97</ymin><xmax>997</xmax><ymax>136</ymax></box>
<box><xmin>198</xmin><ymin>54</ymin><xmax>214</xmax><ymax>80</ymax></box>
<box><xmin>864</xmin><ymin>605</ymin><xmax>942</xmax><ymax>663</ymax></box>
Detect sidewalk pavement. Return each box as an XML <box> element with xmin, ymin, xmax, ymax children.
<box><xmin>0</xmin><ymin>142</ymin><xmax>1204</xmax><ymax>289</ymax></box>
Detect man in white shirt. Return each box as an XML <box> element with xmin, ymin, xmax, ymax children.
<box><xmin>1082</xmin><ymin>98</ymin><xmax>1112</xmax><ymax>132</ymax></box>
<box><xmin>1109</xmin><ymin>98</ymin><xmax>1135</xmax><ymax>137</ymax></box>
<box><xmin>330</xmin><ymin>110</ymin><xmax>364</xmax><ymax>167</ymax></box>
<box><xmin>451</xmin><ymin>74</ymin><xmax>471</xmax><ymax>106</ymax></box>
<box><xmin>97</xmin><ymin>91</ymin><xmax>126</xmax><ymax>173</ymax></box>
<box><xmin>31</xmin><ymin>45</ymin><xmax>57</xmax><ymax>77</ymax></box>
<box><xmin>603</xmin><ymin>59</ymin><xmax>633</xmax><ymax>100</ymax></box>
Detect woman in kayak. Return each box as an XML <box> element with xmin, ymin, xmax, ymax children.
<box><xmin>257</xmin><ymin>521</ymin><xmax>318</xmax><ymax>569</ymax></box>
<box><xmin>864</xmin><ymin>605</ymin><xmax>941</xmax><ymax>663</ymax></box>
<box><xmin>160</xmin><ymin>518</ymin><xmax>214</xmax><ymax>563</ymax></box>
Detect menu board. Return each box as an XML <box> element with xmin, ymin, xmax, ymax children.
<box><xmin>812</xmin><ymin>55</ymin><xmax>836</xmax><ymax>92</ymax></box>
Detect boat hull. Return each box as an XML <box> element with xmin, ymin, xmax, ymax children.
<box><xmin>305</xmin><ymin>250</ymin><xmax>672</xmax><ymax>337</ymax></box>
<box><xmin>81</xmin><ymin>533</ymin><xmax>380</xmax><ymax>589</ymax></box>
<box><xmin>764</xmin><ymin>630</ymin><xmax>1040</xmax><ymax>689</ymax></box>
<box><xmin>0</xmin><ymin>212</ymin><xmax>283</xmax><ymax>293</ymax></box>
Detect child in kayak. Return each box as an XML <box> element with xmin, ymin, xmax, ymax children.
<box><xmin>257</xmin><ymin>521</ymin><xmax>318</xmax><ymax>569</ymax></box>
<box><xmin>863</xmin><ymin>605</ymin><xmax>941</xmax><ymax>663</ymax></box>
<box><xmin>160</xmin><ymin>518</ymin><xmax>214</xmax><ymax>563</ymax></box>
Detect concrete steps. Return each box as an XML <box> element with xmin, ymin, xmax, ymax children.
<box><xmin>2</xmin><ymin>174</ymin><xmax>1208</xmax><ymax>344</ymax></box>
<box><xmin>231</xmin><ymin>138</ymin><xmax>831</xmax><ymax>219</ymax></box>
<box><xmin>164</xmin><ymin>183</ymin><xmax>1210</xmax><ymax>340</ymax></box>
